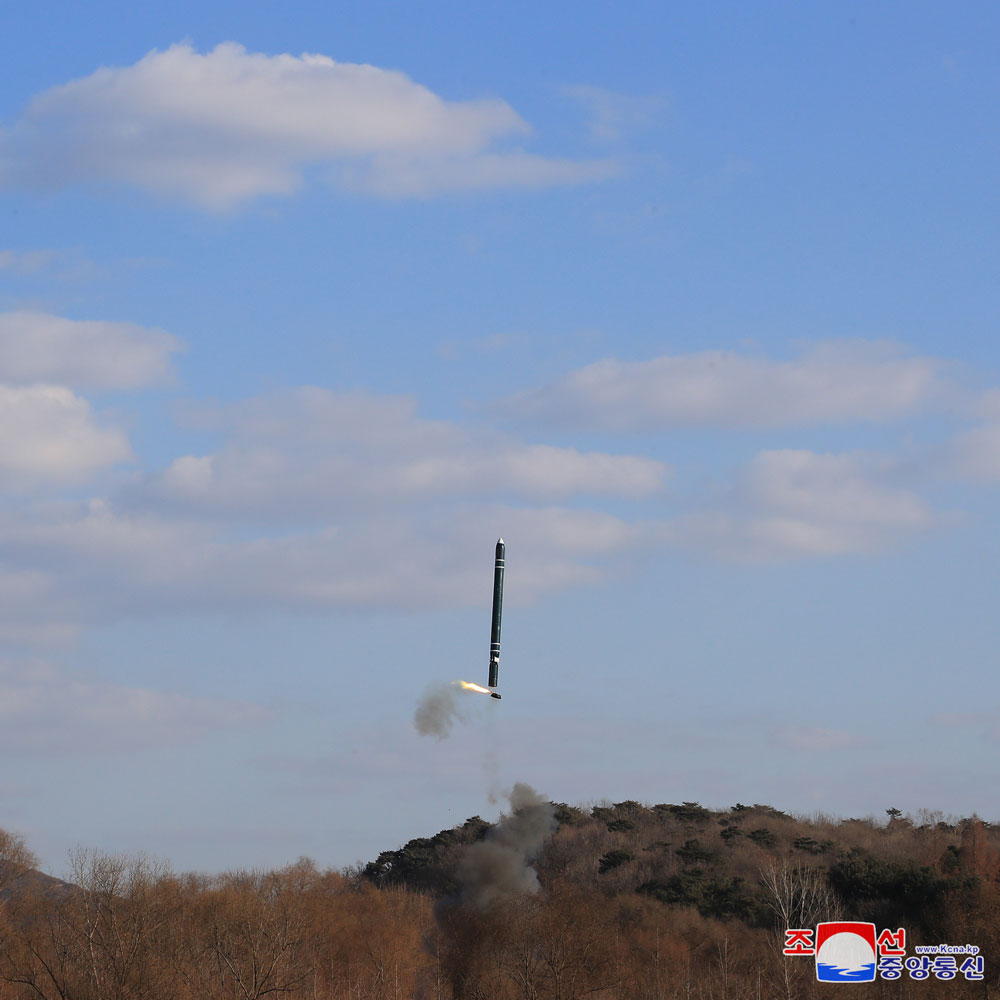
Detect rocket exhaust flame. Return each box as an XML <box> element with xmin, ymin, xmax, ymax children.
<box><xmin>460</xmin><ymin>680</ymin><xmax>502</xmax><ymax>700</ymax></box>
<box><xmin>459</xmin><ymin>681</ymin><xmax>491</xmax><ymax>695</ymax></box>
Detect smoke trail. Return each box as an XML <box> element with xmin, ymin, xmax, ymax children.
<box><xmin>429</xmin><ymin>784</ymin><xmax>556</xmax><ymax>998</ymax></box>
<box><xmin>453</xmin><ymin>782</ymin><xmax>556</xmax><ymax>910</ymax></box>
<box><xmin>414</xmin><ymin>681</ymin><xmax>467</xmax><ymax>738</ymax></box>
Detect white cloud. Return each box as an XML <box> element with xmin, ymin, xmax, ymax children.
<box><xmin>499</xmin><ymin>341</ymin><xmax>951</xmax><ymax>430</ymax></box>
<box><xmin>0</xmin><ymin>310</ymin><xmax>181</xmax><ymax>389</ymax></box>
<box><xmin>142</xmin><ymin>387</ymin><xmax>668</xmax><ymax>516</ymax></box>
<box><xmin>946</xmin><ymin>421</ymin><xmax>1000</xmax><ymax>482</ymax></box>
<box><xmin>561</xmin><ymin>84</ymin><xmax>668</xmax><ymax>141</ymax></box>
<box><xmin>2</xmin><ymin>42</ymin><xmax>616</xmax><ymax>208</ymax></box>
<box><xmin>0</xmin><ymin>657</ymin><xmax>269</xmax><ymax>753</ymax></box>
<box><xmin>0</xmin><ymin>385</ymin><xmax>132</xmax><ymax>490</ymax></box>
<box><xmin>673</xmin><ymin>449</ymin><xmax>935</xmax><ymax>560</ymax></box>
<box><xmin>0</xmin><ymin>384</ymin><xmax>667</xmax><ymax>636</ymax></box>
<box><xmin>0</xmin><ymin>500</ymin><xmax>662</xmax><ymax>633</ymax></box>
<box><xmin>0</xmin><ymin>379</ymin><xmax>946</xmax><ymax>636</ymax></box>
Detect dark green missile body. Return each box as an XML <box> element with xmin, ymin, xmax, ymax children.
<box><xmin>488</xmin><ymin>538</ymin><xmax>504</xmax><ymax>697</ymax></box>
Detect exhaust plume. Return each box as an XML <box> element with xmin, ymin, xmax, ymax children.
<box><xmin>414</xmin><ymin>681</ymin><xmax>467</xmax><ymax>739</ymax></box>
<box><xmin>430</xmin><ymin>783</ymin><xmax>556</xmax><ymax>997</ymax></box>
<box><xmin>454</xmin><ymin>782</ymin><xmax>556</xmax><ymax>910</ymax></box>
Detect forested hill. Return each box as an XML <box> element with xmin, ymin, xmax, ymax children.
<box><xmin>363</xmin><ymin>800</ymin><xmax>998</xmax><ymax>933</ymax></box>
<box><xmin>0</xmin><ymin>801</ymin><xmax>995</xmax><ymax>999</ymax></box>
<box><xmin>358</xmin><ymin>799</ymin><xmax>999</xmax><ymax>997</ymax></box>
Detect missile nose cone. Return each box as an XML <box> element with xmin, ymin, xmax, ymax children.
<box><xmin>496</xmin><ymin>538</ymin><xmax>505</xmax><ymax>556</ymax></box>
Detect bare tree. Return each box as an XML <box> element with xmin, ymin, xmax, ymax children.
<box><xmin>169</xmin><ymin>865</ymin><xmax>312</xmax><ymax>1000</ymax></box>
<box><xmin>759</xmin><ymin>861</ymin><xmax>841</xmax><ymax>1000</ymax></box>
<box><xmin>0</xmin><ymin>829</ymin><xmax>38</xmax><ymax>892</ymax></box>
<box><xmin>759</xmin><ymin>860</ymin><xmax>840</xmax><ymax>930</ymax></box>
<box><xmin>66</xmin><ymin>848</ymin><xmax>175</xmax><ymax>1000</ymax></box>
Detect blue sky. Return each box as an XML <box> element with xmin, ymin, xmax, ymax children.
<box><xmin>1</xmin><ymin>1</ymin><xmax>998</xmax><ymax>873</ymax></box>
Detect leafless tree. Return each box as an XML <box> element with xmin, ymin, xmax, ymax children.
<box><xmin>759</xmin><ymin>860</ymin><xmax>840</xmax><ymax>930</ymax></box>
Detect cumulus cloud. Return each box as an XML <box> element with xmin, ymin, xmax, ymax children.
<box><xmin>1</xmin><ymin>42</ymin><xmax>617</xmax><ymax>208</ymax></box>
<box><xmin>499</xmin><ymin>341</ymin><xmax>951</xmax><ymax>430</ymax></box>
<box><xmin>0</xmin><ymin>385</ymin><xmax>132</xmax><ymax>490</ymax></box>
<box><xmin>0</xmin><ymin>310</ymin><xmax>181</xmax><ymax>389</ymax></box>
<box><xmin>673</xmin><ymin>449</ymin><xmax>936</xmax><ymax>560</ymax></box>
<box><xmin>0</xmin><ymin>657</ymin><xmax>269</xmax><ymax>753</ymax></box>
<box><xmin>138</xmin><ymin>387</ymin><xmax>668</xmax><ymax>516</ymax></box>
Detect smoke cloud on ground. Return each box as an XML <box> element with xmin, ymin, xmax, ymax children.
<box><xmin>414</xmin><ymin>681</ymin><xmax>468</xmax><ymax>739</ymax></box>
<box><xmin>453</xmin><ymin>782</ymin><xmax>556</xmax><ymax>910</ymax></box>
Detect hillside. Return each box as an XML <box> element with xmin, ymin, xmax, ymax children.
<box><xmin>0</xmin><ymin>801</ymin><xmax>995</xmax><ymax>999</ymax></box>
<box><xmin>360</xmin><ymin>799</ymin><xmax>998</xmax><ymax>997</ymax></box>
<box><xmin>364</xmin><ymin>799</ymin><xmax>994</xmax><ymax>928</ymax></box>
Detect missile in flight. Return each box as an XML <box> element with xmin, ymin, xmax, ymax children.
<box><xmin>487</xmin><ymin>538</ymin><xmax>504</xmax><ymax>699</ymax></box>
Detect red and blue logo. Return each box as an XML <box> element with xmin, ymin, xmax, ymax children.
<box><xmin>814</xmin><ymin>922</ymin><xmax>877</xmax><ymax>982</ymax></box>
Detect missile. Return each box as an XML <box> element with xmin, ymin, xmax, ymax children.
<box><xmin>488</xmin><ymin>537</ymin><xmax>504</xmax><ymax>698</ymax></box>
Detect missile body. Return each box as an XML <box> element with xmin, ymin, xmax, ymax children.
<box><xmin>488</xmin><ymin>538</ymin><xmax>504</xmax><ymax>693</ymax></box>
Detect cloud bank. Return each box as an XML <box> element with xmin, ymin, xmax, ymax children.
<box><xmin>142</xmin><ymin>387</ymin><xmax>668</xmax><ymax>517</ymax></box>
<box><xmin>0</xmin><ymin>499</ymin><xmax>661</xmax><ymax>639</ymax></box>
<box><xmin>0</xmin><ymin>325</ymin><xmax>981</xmax><ymax>642</ymax></box>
